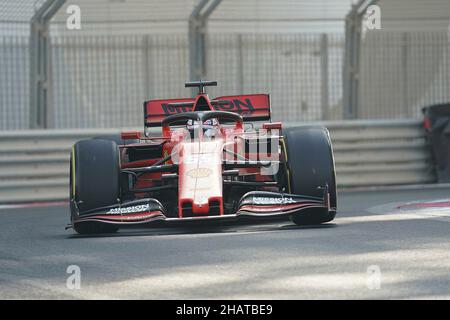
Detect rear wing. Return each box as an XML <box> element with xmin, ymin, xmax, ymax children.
<box><xmin>144</xmin><ymin>94</ymin><xmax>271</xmax><ymax>127</ymax></box>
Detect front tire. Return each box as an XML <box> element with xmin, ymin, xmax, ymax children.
<box><xmin>70</xmin><ymin>139</ymin><xmax>121</xmax><ymax>234</ymax></box>
<box><xmin>284</xmin><ymin>126</ymin><xmax>337</xmax><ymax>225</ymax></box>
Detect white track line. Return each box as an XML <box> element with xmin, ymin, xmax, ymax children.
<box><xmin>0</xmin><ymin>201</ymin><xmax>68</xmax><ymax>210</ymax></box>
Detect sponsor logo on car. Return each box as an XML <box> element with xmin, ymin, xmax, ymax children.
<box><xmin>186</xmin><ymin>168</ymin><xmax>212</xmax><ymax>178</ymax></box>
<box><xmin>161</xmin><ymin>98</ymin><xmax>255</xmax><ymax>116</ymax></box>
<box><xmin>253</xmin><ymin>197</ymin><xmax>296</xmax><ymax>205</ymax></box>
<box><xmin>105</xmin><ymin>204</ymin><xmax>150</xmax><ymax>215</ymax></box>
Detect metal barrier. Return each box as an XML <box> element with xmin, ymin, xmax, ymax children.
<box><xmin>0</xmin><ymin>120</ymin><xmax>435</xmax><ymax>203</ymax></box>
<box><xmin>323</xmin><ymin>119</ymin><xmax>435</xmax><ymax>187</ymax></box>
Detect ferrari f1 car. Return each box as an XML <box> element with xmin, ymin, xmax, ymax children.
<box><xmin>68</xmin><ymin>81</ymin><xmax>337</xmax><ymax>234</ymax></box>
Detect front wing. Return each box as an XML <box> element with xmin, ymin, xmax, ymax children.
<box><xmin>69</xmin><ymin>188</ymin><xmax>332</xmax><ymax>228</ymax></box>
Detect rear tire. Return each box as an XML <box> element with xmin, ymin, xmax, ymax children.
<box><xmin>284</xmin><ymin>126</ymin><xmax>337</xmax><ymax>225</ymax></box>
<box><xmin>70</xmin><ymin>139</ymin><xmax>121</xmax><ymax>234</ymax></box>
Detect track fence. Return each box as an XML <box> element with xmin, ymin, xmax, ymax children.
<box><xmin>0</xmin><ymin>31</ymin><xmax>449</xmax><ymax>129</ymax></box>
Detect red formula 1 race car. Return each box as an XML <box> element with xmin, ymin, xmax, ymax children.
<box><xmin>68</xmin><ymin>81</ymin><xmax>337</xmax><ymax>234</ymax></box>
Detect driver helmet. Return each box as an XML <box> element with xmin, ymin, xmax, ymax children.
<box><xmin>186</xmin><ymin>118</ymin><xmax>219</xmax><ymax>138</ymax></box>
<box><xmin>186</xmin><ymin>118</ymin><xmax>218</xmax><ymax>130</ymax></box>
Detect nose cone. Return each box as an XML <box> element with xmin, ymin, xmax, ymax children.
<box><xmin>178</xmin><ymin>140</ymin><xmax>224</xmax><ymax>217</ymax></box>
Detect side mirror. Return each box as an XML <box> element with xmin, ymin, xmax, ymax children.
<box><xmin>262</xmin><ymin>122</ymin><xmax>282</xmax><ymax>130</ymax></box>
<box><xmin>121</xmin><ymin>131</ymin><xmax>142</xmax><ymax>140</ymax></box>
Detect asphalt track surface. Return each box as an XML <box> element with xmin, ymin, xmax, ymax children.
<box><xmin>1</xmin><ymin>188</ymin><xmax>450</xmax><ymax>299</ymax></box>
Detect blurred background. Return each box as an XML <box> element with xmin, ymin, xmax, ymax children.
<box><xmin>1</xmin><ymin>0</ymin><xmax>449</xmax><ymax>130</ymax></box>
<box><xmin>1</xmin><ymin>0</ymin><xmax>450</xmax><ymax>201</ymax></box>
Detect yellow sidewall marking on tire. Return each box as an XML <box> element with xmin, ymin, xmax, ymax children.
<box><xmin>71</xmin><ymin>146</ymin><xmax>76</xmax><ymax>198</ymax></box>
<box><xmin>280</xmin><ymin>137</ymin><xmax>292</xmax><ymax>194</ymax></box>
